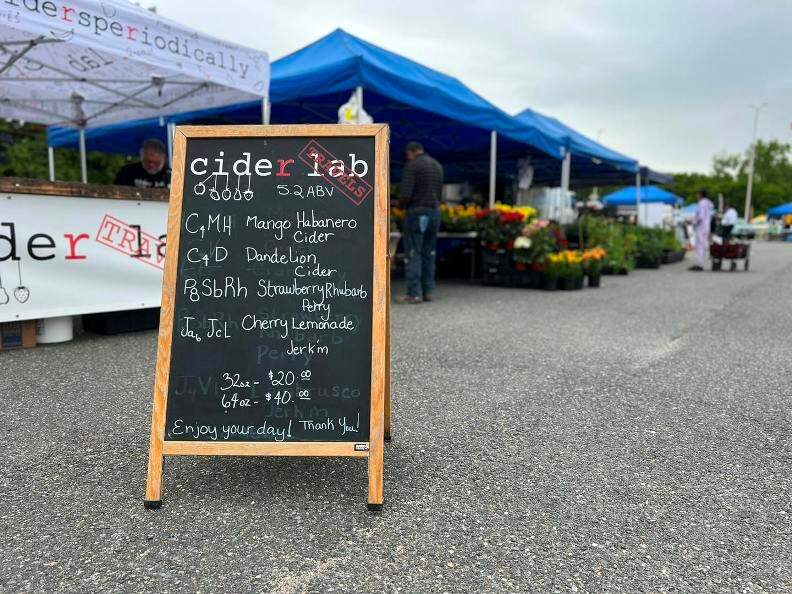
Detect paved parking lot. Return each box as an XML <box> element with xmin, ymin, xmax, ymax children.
<box><xmin>2</xmin><ymin>242</ymin><xmax>791</xmax><ymax>593</ymax></box>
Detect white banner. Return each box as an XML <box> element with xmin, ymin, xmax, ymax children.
<box><xmin>0</xmin><ymin>194</ymin><xmax>167</xmax><ymax>322</ymax></box>
<box><xmin>0</xmin><ymin>0</ymin><xmax>269</xmax><ymax>126</ymax></box>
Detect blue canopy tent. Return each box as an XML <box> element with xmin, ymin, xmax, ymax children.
<box><xmin>48</xmin><ymin>29</ymin><xmax>671</xmax><ymax>200</ymax></box>
<box><xmin>767</xmin><ymin>203</ymin><xmax>792</xmax><ymax>217</ymax></box>
<box><xmin>515</xmin><ymin>109</ymin><xmax>674</xmax><ymax>189</ymax></box>
<box><xmin>516</xmin><ymin>108</ymin><xmax>636</xmax><ymax>182</ymax></box>
<box><xmin>48</xmin><ymin>28</ymin><xmax>574</xmax><ymax>201</ymax></box>
<box><xmin>603</xmin><ymin>185</ymin><xmax>683</xmax><ymax>206</ymax></box>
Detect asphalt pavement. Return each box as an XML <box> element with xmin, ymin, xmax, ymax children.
<box><xmin>2</xmin><ymin>242</ymin><xmax>791</xmax><ymax>593</ymax></box>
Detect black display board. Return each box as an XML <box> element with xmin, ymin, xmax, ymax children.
<box><xmin>146</xmin><ymin>125</ymin><xmax>388</xmax><ymax>510</ymax></box>
<box><xmin>162</xmin><ymin>135</ymin><xmax>377</xmax><ymax>443</ymax></box>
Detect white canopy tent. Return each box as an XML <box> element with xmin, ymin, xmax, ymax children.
<box><xmin>0</xmin><ymin>0</ymin><xmax>269</xmax><ymax>182</ymax></box>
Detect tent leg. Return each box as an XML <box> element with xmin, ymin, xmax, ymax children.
<box><xmin>635</xmin><ymin>170</ymin><xmax>642</xmax><ymax>226</ymax></box>
<box><xmin>166</xmin><ymin>123</ymin><xmax>175</xmax><ymax>167</ymax></box>
<box><xmin>560</xmin><ymin>150</ymin><xmax>571</xmax><ymax>220</ymax></box>
<box><xmin>355</xmin><ymin>86</ymin><xmax>363</xmax><ymax>124</ymax></box>
<box><xmin>48</xmin><ymin>146</ymin><xmax>55</xmax><ymax>182</ymax></box>
<box><xmin>262</xmin><ymin>98</ymin><xmax>270</xmax><ymax>125</ymax></box>
<box><xmin>488</xmin><ymin>130</ymin><xmax>497</xmax><ymax>208</ymax></box>
<box><xmin>78</xmin><ymin>127</ymin><xmax>87</xmax><ymax>184</ymax></box>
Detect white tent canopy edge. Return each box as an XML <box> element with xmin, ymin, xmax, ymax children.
<box><xmin>0</xmin><ymin>0</ymin><xmax>270</xmax><ymax>181</ymax></box>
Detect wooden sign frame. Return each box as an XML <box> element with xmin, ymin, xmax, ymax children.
<box><xmin>144</xmin><ymin>124</ymin><xmax>390</xmax><ymax>511</ymax></box>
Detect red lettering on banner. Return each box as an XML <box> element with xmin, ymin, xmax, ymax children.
<box><xmin>95</xmin><ymin>214</ymin><xmax>165</xmax><ymax>270</ymax></box>
<box><xmin>63</xmin><ymin>233</ymin><xmax>89</xmax><ymax>260</ymax></box>
<box><xmin>118</xmin><ymin>228</ymin><xmax>138</xmax><ymax>252</ymax></box>
<box><xmin>100</xmin><ymin>219</ymin><xmax>122</xmax><ymax>242</ymax></box>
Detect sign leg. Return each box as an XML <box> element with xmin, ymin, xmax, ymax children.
<box><xmin>144</xmin><ymin>455</ymin><xmax>163</xmax><ymax>508</ymax></box>
<box><xmin>144</xmin><ymin>425</ymin><xmax>164</xmax><ymax>509</ymax></box>
<box><xmin>367</xmin><ymin>443</ymin><xmax>384</xmax><ymax>512</ymax></box>
<box><xmin>384</xmin><ymin>261</ymin><xmax>392</xmax><ymax>442</ymax></box>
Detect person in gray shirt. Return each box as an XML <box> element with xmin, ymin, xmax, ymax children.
<box><xmin>397</xmin><ymin>141</ymin><xmax>443</xmax><ymax>303</ymax></box>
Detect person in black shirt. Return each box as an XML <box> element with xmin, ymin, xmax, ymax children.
<box><xmin>114</xmin><ymin>139</ymin><xmax>171</xmax><ymax>188</ymax></box>
<box><xmin>397</xmin><ymin>141</ymin><xmax>444</xmax><ymax>304</ymax></box>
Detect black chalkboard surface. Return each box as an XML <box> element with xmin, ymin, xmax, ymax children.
<box><xmin>166</xmin><ymin>135</ymin><xmax>375</xmax><ymax>442</ymax></box>
<box><xmin>145</xmin><ymin>125</ymin><xmax>389</xmax><ymax>510</ymax></box>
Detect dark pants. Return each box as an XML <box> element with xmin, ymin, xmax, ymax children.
<box><xmin>721</xmin><ymin>225</ymin><xmax>733</xmax><ymax>242</ymax></box>
<box><xmin>403</xmin><ymin>207</ymin><xmax>440</xmax><ymax>298</ymax></box>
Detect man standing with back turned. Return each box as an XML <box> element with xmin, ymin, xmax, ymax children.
<box><xmin>398</xmin><ymin>141</ymin><xmax>444</xmax><ymax>304</ymax></box>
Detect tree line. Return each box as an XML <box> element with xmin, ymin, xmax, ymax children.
<box><xmin>0</xmin><ymin>121</ymin><xmax>126</xmax><ymax>185</ymax></box>
<box><xmin>665</xmin><ymin>139</ymin><xmax>792</xmax><ymax>214</ymax></box>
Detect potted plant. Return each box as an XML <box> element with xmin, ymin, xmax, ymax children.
<box><xmin>440</xmin><ymin>203</ymin><xmax>480</xmax><ymax>233</ymax></box>
<box><xmin>660</xmin><ymin>230</ymin><xmax>685</xmax><ymax>263</ymax></box>
<box><xmin>510</xmin><ymin>235</ymin><xmax>534</xmax><ymax>287</ymax></box>
<box><xmin>635</xmin><ymin>227</ymin><xmax>663</xmax><ymax>269</ymax></box>
<box><xmin>475</xmin><ymin>207</ymin><xmax>527</xmax><ymax>249</ymax></box>
<box><xmin>582</xmin><ymin>247</ymin><xmax>606</xmax><ymax>287</ymax></box>
<box><xmin>556</xmin><ymin>250</ymin><xmax>584</xmax><ymax>290</ymax></box>
<box><xmin>544</xmin><ymin>252</ymin><xmax>561</xmax><ymax>290</ymax></box>
<box><xmin>603</xmin><ymin>224</ymin><xmax>635</xmax><ymax>274</ymax></box>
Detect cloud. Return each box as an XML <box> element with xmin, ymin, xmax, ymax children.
<box><xmin>154</xmin><ymin>0</ymin><xmax>791</xmax><ymax>173</ymax></box>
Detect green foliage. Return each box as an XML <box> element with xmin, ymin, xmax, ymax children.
<box><xmin>634</xmin><ymin>227</ymin><xmax>664</xmax><ymax>264</ymax></box>
<box><xmin>580</xmin><ymin>215</ymin><xmax>635</xmax><ymax>273</ymax></box>
<box><xmin>667</xmin><ymin>139</ymin><xmax>792</xmax><ymax>215</ymax></box>
<box><xmin>0</xmin><ymin>121</ymin><xmax>127</xmax><ymax>184</ymax></box>
<box><xmin>660</xmin><ymin>229</ymin><xmax>683</xmax><ymax>252</ymax></box>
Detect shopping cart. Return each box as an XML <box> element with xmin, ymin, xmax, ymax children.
<box><xmin>710</xmin><ymin>241</ymin><xmax>750</xmax><ymax>271</ymax></box>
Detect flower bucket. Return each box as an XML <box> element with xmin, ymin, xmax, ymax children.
<box><xmin>543</xmin><ymin>275</ymin><xmax>558</xmax><ymax>291</ymax></box>
<box><xmin>661</xmin><ymin>250</ymin><xmax>686</xmax><ymax>264</ymax></box>
<box><xmin>588</xmin><ymin>274</ymin><xmax>601</xmax><ymax>288</ymax></box>
<box><xmin>558</xmin><ymin>276</ymin><xmax>584</xmax><ymax>290</ymax></box>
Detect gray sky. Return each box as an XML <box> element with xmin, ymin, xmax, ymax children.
<box><xmin>154</xmin><ymin>0</ymin><xmax>791</xmax><ymax>174</ymax></box>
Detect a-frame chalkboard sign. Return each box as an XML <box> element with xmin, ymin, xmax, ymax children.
<box><xmin>145</xmin><ymin>124</ymin><xmax>390</xmax><ymax>511</ymax></box>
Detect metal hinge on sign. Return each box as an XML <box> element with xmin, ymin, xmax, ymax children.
<box><xmin>354</xmin><ymin>443</ymin><xmax>369</xmax><ymax>451</ymax></box>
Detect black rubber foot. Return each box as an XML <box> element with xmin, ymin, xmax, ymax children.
<box><xmin>367</xmin><ymin>503</ymin><xmax>383</xmax><ymax>512</ymax></box>
<box><xmin>384</xmin><ymin>432</ymin><xmax>391</xmax><ymax>442</ymax></box>
<box><xmin>143</xmin><ymin>500</ymin><xmax>162</xmax><ymax>510</ymax></box>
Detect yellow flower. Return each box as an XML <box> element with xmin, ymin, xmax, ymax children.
<box><xmin>581</xmin><ymin>247</ymin><xmax>607</xmax><ymax>261</ymax></box>
<box><xmin>493</xmin><ymin>202</ymin><xmax>537</xmax><ymax>221</ymax></box>
<box><xmin>440</xmin><ymin>203</ymin><xmax>482</xmax><ymax>220</ymax></box>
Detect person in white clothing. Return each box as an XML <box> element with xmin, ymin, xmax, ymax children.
<box><xmin>690</xmin><ymin>189</ymin><xmax>714</xmax><ymax>271</ymax></box>
<box><xmin>721</xmin><ymin>203</ymin><xmax>738</xmax><ymax>242</ymax></box>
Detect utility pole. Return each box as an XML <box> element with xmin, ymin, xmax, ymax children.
<box><xmin>744</xmin><ymin>103</ymin><xmax>767</xmax><ymax>221</ymax></box>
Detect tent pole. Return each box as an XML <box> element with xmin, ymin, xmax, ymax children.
<box><xmin>355</xmin><ymin>86</ymin><xmax>363</xmax><ymax>124</ymax></box>
<box><xmin>560</xmin><ymin>150</ymin><xmax>571</xmax><ymax>220</ymax></box>
<box><xmin>635</xmin><ymin>169</ymin><xmax>642</xmax><ymax>226</ymax></box>
<box><xmin>488</xmin><ymin>130</ymin><xmax>497</xmax><ymax>208</ymax></box>
<box><xmin>78</xmin><ymin>126</ymin><xmax>87</xmax><ymax>184</ymax></box>
<box><xmin>47</xmin><ymin>145</ymin><xmax>55</xmax><ymax>182</ymax></box>
<box><xmin>262</xmin><ymin>97</ymin><xmax>270</xmax><ymax>124</ymax></box>
<box><xmin>166</xmin><ymin>122</ymin><xmax>175</xmax><ymax>166</ymax></box>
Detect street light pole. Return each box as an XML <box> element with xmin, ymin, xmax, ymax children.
<box><xmin>744</xmin><ymin>103</ymin><xmax>767</xmax><ymax>221</ymax></box>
